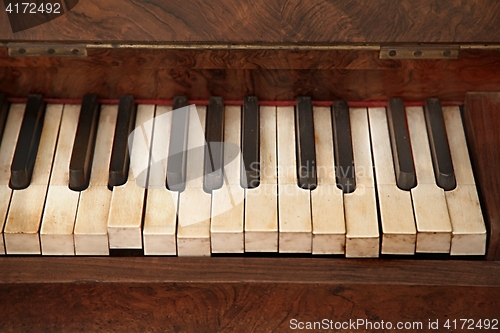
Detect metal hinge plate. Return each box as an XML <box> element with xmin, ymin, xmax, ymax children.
<box><xmin>7</xmin><ymin>43</ymin><xmax>87</xmax><ymax>57</ymax></box>
<box><xmin>380</xmin><ymin>45</ymin><xmax>459</xmax><ymax>59</ymax></box>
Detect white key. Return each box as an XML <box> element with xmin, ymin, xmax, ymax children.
<box><xmin>4</xmin><ymin>104</ymin><xmax>63</xmax><ymax>254</ymax></box>
<box><xmin>143</xmin><ymin>106</ymin><xmax>179</xmax><ymax>255</ymax></box>
<box><xmin>0</xmin><ymin>104</ymin><xmax>25</xmax><ymax>255</ymax></box>
<box><xmin>443</xmin><ymin>106</ymin><xmax>486</xmax><ymax>255</ymax></box>
<box><xmin>108</xmin><ymin>105</ymin><xmax>155</xmax><ymax>249</ymax></box>
<box><xmin>245</xmin><ymin>106</ymin><xmax>278</xmax><ymax>252</ymax></box>
<box><xmin>368</xmin><ymin>107</ymin><xmax>416</xmax><ymax>254</ymax></box>
<box><xmin>344</xmin><ymin>108</ymin><xmax>379</xmax><ymax>258</ymax></box>
<box><xmin>277</xmin><ymin>106</ymin><xmax>311</xmax><ymax>253</ymax></box>
<box><xmin>74</xmin><ymin>105</ymin><xmax>117</xmax><ymax>255</ymax></box>
<box><xmin>311</xmin><ymin>106</ymin><xmax>345</xmax><ymax>254</ymax></box>
<box><xmin>210</xmin><ymin>106</ymin><xmax>244</xmax><ymax>253</ymax></box>
<box><xmin>407</xmin><ymin>106</ymin><xmax>452</xmax><ymax>253</ymax></box>
<box><xmin>177</xmin><ymin>105</ymin><xmax>211</xmax><ymax>256</ymax></box>
<box><xmin>40</xmin><ymin>105</ymin><xmax>81</xmax><ymax>255</ymax></box>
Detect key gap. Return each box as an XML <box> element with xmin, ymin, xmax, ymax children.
<box><xmin>366</xmin><ymin>106</ymin><xmax>384</xmax><ymax>254</ymax></box>
<box><xmin>137</xmin><ymin>105</ymin><xmax>157</xmax><ymax>249</ymax></box>
<box><xmin>459</xmin><ymin>105</ymin><xmax>489</xmax><ymax>238</ymax></box>
<box><xmin>37</xmin><ymin>104</ymin><xmax>65</xmax><ymax>243</ymax></box>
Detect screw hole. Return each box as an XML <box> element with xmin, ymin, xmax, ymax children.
<box><xmin>443</xmin><ymin>50</ymin><xmax>451</xmax><ymax>57</ymax></box>
<box><xmin>18</xmin><ymin>48</ymin><xmax>26</xmax><ymax>54</ymax></box>
<box><xmin>72</xmin><ymin>49</ymin><xmax>79</xmax><ymax>54</ymax></box>
<box><xmin>413</xmin><ymin>50</ymin><xmax>422</xmax><ymax>57</ymax></box>
<box><xmin>388</xmin><ymin>50</ymin><xmax>397</xmax><ymax>57</ymax></box>
<box><xmin>48</xmin><ymin>48</ymin><xmax>55</xmax><ymax>55</ymax></box>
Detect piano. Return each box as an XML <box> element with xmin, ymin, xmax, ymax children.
<box><xmin>1</xmin><ymin>0</ymin><xmax>500</xmax><ymax>330</ymax></box>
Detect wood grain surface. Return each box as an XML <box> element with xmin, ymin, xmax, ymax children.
<box><xmin>464</xmin><ymin>93</ymin><xmax>500</xmax><ymax>261</ymax></box>
<box><xmin>1</xmin><ymin>0</ymin><xmax>500</xmax><ymax>43</ymax></box>
<box><xmin>0</xmin><ymin>282</ymin><xmax>499</xmax><ymax>332</ymax></box>
<box><xmin>1</xmin><ymin>257</ymin><xmax>499</xmax><ymax>286</ymax></box>
<box><xmin>2</xmin><ymin>48</ymin><xmax>500</xmax><ymax>101</ymax></box>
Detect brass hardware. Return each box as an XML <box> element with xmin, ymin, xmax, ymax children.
<box><xmin>6</xmin><ymin>43</ymin><xmax>499</xmax><ymax>54</ymax></box>
<box><xmin>87</xmin><ymin>43</ymin><xmax>381</xmax><ymax>51</ymax></box>
<box><xmin>8</xmin><ymin>44</ymin><xmax>87</xmax><ymax>57</ymax></box>
<box><xmin>380</xmin><ymin>45</ymin><xmax>459</xmax><ymax>59</ymax></box>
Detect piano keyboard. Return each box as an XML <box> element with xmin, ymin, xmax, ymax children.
<box><xmin>0</xmin><ymin>94</ymin><xmax>486</xmax><ymax>257</ymax></box>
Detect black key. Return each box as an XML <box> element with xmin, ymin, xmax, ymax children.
<box><xmin>10</xmin><ymin>94</ymin><xmax>45</xmax><ymax>190</ymax></box>
<box><xmin>0</xmin><ymin>94</ymin><xmax>9</xmax><ymax>143</ymax></box>
<box><xmin>69</xmin><ymin>94</ymin><xmax>100</xmax><ymax>191</ymax></box>
<box><xmin>387</xmin><ymin>98</ymin><xmax>416</xmax><ymax>190</ymax></box>
<box><xmin>332</xmin><ymin>100</ymin><xmax>356</xmax><ymax>193</ymax></box>
<box><xmin>203</xmin><ymin>96</ymin><xmax>225</xmax><ymax>192</ymax></box>
<box><xmin>424</xmin><ymin>98</ymin><xmax>456</xmax><ymax>191</ymax></box>
<box><xmin>108</xmin><ymin>95</ymin><xmax>137</xmax><ymax>188</ymax></box>
<box><xmin>166</xmin><ymin>96</ymin><xmax>189</xmax><ymax>191</ymax></box>
<box><xmin>241</xmin><ymin>96</ymin><xmax>259</xmax><ymax>188</ymax></box>
<box><xmin>295</xmin><ymin>97</ymin><xmax>317</xmax><ymax>189</ymax></box>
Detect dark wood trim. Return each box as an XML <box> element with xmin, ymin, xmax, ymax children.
<box><xmin>1</xmin><ymin>257</ymin><xmax>499</xmax><ymax>286</ymax></box>
<box><xmin>2</xmin><ymin>48</ymin><xmax>499</xmax><ymax>70</ymax></box>
<box><xmin>463</xmin><ymin>93</ymin><xmax>500</xmax><ymax>261</ymax></box>
<box><xmin>1</xmin><ymin>282</ymin><xmax>499</xmax><ymax>332</ymax></box>
<box><xmin>2</xmin><ymin>48</ymin><xmax>500</xmax><ymax>101</ymax></box>
<box><xmin>1</xmin><ymin>0</ymin><xmax>500</xmax><ymax>43</ymax></box>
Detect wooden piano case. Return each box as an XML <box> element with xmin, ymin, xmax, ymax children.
<box><xmin>1</xmin><ymin>0</ymin><xmax>500</xmax><ymax>331</ymax></box>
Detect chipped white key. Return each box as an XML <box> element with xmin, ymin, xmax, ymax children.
<box><xmin>143</xmin><ymin>106</ymin><xmax>179</xmax><ymax>255</ymax></box>
<box><xmin>177</xmin><ymin>105</ymin><xmax>211</xmax><ymax>256</ymax></box>
<box><xmin>74</xmin><ymin>105</ymin><xmax>117</xmax><ymax>255</ymax></box>
<box><xmin>311</xmin><ymin>107</ymin><xmax>345</xmax><ymax>254</ymax></box>
<box><xmin>344</xmin><ymin>108</ymin><xmax>379</xmax><ymax>258</ymax></box>
<box><xmin>4</xmin><ymin>104</ymin><xmax>63</xmax><ymax>254</ymax></box>
<box><xmin>210</xmin><ymin>106</ymin><xmax>244</xmax><ymax>253</ymax></box>
<box><xmin>108</xmin><ymin>105</ymin><xmax>155</xmax><ymax>249</ymax></box>
<box><xmin>442</xmin><ymin>106</ymin><xmax>486</xmax><ymax>255</ymax></box>
<box><xmin>0</xmin><ymin>104</ymin><xmax>25</xmax><ymax>255</ymax></box>
<box><xmin>40</xmin><ymin>105</ymin><xmax>81</xmax><ymax>255</ymax></box>
<box><xmin>368</xmin><ymin>107</ymin><xmax>416</xmax><ymax>255</ymax></box>
<box><xmin>277</xmin><ymin>106</ymin><xmax>311</xmax><ymax>253</ymax></box>
<box><xmin>244</xmin><ymin>106</ymin><xmax>278</xmax><ymax>252</ymax></box>
<box><xmin>407</xmin><ymin>106</ymin><xmax>452</xmax><ymax>253</ymax></box>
